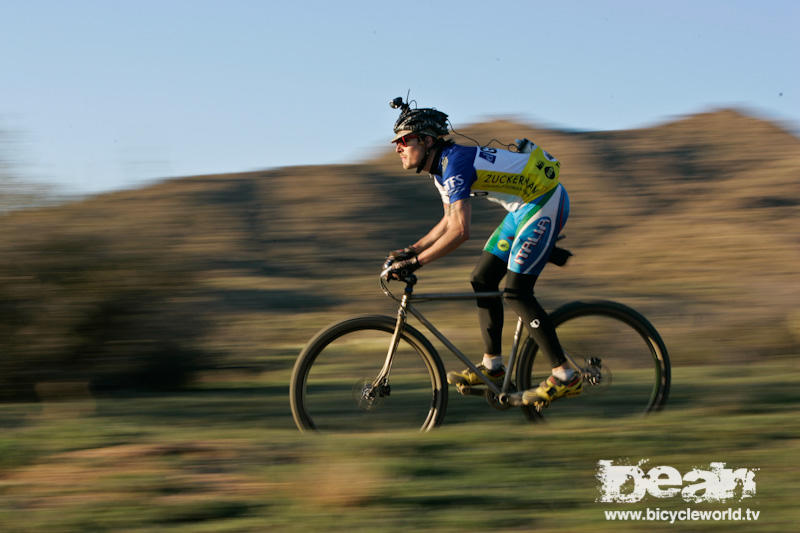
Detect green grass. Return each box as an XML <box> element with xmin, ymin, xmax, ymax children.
<box><xmin>1</xmin><ymin>362</ymin><xmax>799</xmax><ymax>532</ymax></box>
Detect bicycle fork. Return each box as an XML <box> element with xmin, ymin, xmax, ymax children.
<box><xmin>369</xmin><ymin>293</ymin><xmax>411</xmax><ymax>399</ymax></box>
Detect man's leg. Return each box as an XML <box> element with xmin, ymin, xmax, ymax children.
<box><xmin>503</xmin><ymin>185</ymin><xmax>580</xmax><ymax>403</ymax></box>
<box><xmin>470</xmin><ymin>251</ymin><xmax>507</xmax><ymax>363</ymax></box>
<box><xmin>504</xmin><ymin>272</ymin><xmax>582</xmax><ymax>404</ymax></box>
<box><xmin>503</xmin><ymin>272</ymin><xmax>566</xmax><ymax>369</ymax></box>
<box><xmin>446</xmin><ymin>251</ymin><xmax>508</xmax><ymax>388</ymax></box>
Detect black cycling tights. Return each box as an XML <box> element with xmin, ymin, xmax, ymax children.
<box><xmin>470</xmin><ymin>251</ymin><xmax>566</xmax><ymax>368</ymax></box>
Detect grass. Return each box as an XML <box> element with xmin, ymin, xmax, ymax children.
<box><xmin>1</xmin><ymin>362</ymin><xmax>799</xmax><ymax>532</ymax></box>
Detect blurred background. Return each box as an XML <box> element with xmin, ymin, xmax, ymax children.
<box><xmin>1</xmin><ymin>1</ymin><xmax>798</xmax><ymax>531</ymax></box>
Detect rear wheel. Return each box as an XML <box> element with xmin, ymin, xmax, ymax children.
<box><xmin>516</xmin><ymin>300</ymin><xmax>670</xmax><ymax>421</ymax></box>
<box><xmin>290</xmin><ymin>315</ymin><xmax>448</xmax><ymax>432</ymax></box>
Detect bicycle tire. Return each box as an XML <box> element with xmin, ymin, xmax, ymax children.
<box><xmin>290</xmin><ymin>315</ymin><xmax>448</xmax><ymax>432</ymax></box>
<box><xmin>516</xmin><ymin>300</ymin><xmax>671</xmax><ymax>421</ymax></box>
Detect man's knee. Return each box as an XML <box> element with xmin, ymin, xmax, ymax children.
<box><xmin>470</xmin><ymin>253</ymin><xmax>506</xmax><ymax>291</ymax></box>
<box><xmin>502</xmin><ymin>288</ymin><xmax>535</xmax><ymax>313</ymax></box>
<box><xmin>502</xmin><ymin>287</ymin><xmax>522</xmax><ymax>302</ymax></box>
<box><xmin>503</xmin><ymin>281</ymin><xmax>545</xmax><ymax>319</ymax></box>
<box><xmin>470</xmin><ymin>269</ymin><xmax>493</xmax><ymax>291</ymax></box>
<box><xmin>503</xmin><ymin>272</ymin><xmax>537</xmax><ymax>301</ymax></box>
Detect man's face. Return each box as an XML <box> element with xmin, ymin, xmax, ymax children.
<box><xmin>394</xmin><ymin>134</ymin><xmax>428</xmax><ymax>170</ymax></box>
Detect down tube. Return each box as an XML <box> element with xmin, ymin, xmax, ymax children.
<box><xmin>405</xmin><ymin>303</ymin><xmax>502</xmax><ymax>395</ymax></box>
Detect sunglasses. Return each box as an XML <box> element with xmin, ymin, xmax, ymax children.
<box><xmin>394</xmin><ymin>134</ymin><xmax>420</xmax><ymax>147</ymax></box>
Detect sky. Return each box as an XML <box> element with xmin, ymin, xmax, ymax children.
<box><xmin>1</xmin><ymin>0</ymin><xmax>798</xmax><ymax>194</ymax></box>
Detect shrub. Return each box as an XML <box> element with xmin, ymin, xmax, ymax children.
<box><xmin>0</xmin><ymin>234</ymin><xmax>214</xmax><ymax>401</ymax></box>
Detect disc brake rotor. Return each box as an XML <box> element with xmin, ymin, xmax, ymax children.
<box><xmin>582</xmin><ymin>357</ymin><xmax>612</xmax><ymax>394</ymax></box>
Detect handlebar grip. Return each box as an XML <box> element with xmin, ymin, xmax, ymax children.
<box><xmin>380</xmin><ymin>264</ymin><xmax>417</xmax><ymax>285</ymax></box>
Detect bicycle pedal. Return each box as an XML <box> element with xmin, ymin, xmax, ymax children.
<box><xmin>528</xmin><ymin>398</ymin><xmax>550</xmax><ymax>411</ymax></box>
<box><xmin>507</xmin><ymin>393</ymin><xmax>525</xmax><ymax>407</ymax></box>
<box><xmin>455</xmin><ymin>384</ymin><xmax>487</xmax><ymax>397</ymax></box>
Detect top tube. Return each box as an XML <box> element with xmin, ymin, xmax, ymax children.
<box><xmin>380</xmin><ymin>273</ymin><xmax>503</xmax><ymax>302</ymax></box>
<box><xmin>410</xmin><ymin>291</ymin><xmax>503</xmax><ymax>302</ymax></box>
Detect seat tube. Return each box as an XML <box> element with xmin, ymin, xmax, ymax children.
<box><xmin>502</xmin><ymin>318</ymin><xmax>525</xmax><ymax>392</ymax></box>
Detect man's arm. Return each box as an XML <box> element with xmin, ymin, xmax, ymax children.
<box><xmin>415</xmin><ymin>199</ymin><xmax>471</xmax><ymax>265</ymax></box>
<box><xmin>408</xmin><ymin>204</ymin><xmax>450</xmax><ymax>253</ymax></box>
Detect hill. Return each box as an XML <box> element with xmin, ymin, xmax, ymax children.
<box><xmin>1</xmin><ymin>108</ymin><xmax>798</xmax><ymax>393</ymax></box>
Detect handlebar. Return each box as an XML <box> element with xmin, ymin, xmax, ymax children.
<box><xmin>381</xmin><ymin>257</ymin><xmax>419</xmax><ymax>282</ymax></box>
<box><xmin>380</xmin><ymin>257</ymin><xmax>417</xmax><ymax>301</ymax></box>
<box><xmin>379</xmin><ymin>271</ymin><xmax>416</xmax><ymax>300</ymax></box>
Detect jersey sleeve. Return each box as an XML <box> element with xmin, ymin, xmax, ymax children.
<box><xmin>436</xmin><ymin>145</ymin><xmax>477</xmax><ymax>204</ymax></box>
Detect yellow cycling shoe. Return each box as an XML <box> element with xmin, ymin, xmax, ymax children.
<box><xmin>447</xmin><ymin>364</ymin><xmax>505</xmax><ymax>388</ymax></box>
<box><xmin>521</xmin><ymin>373</ymin><xmax>582</xmax><ymax>406</ymax></box>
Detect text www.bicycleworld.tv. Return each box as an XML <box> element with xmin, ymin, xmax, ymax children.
<box><xmin>603</xmin><ymin>507</ymin><xmax>760</xmax><ymax>523</ymax></box>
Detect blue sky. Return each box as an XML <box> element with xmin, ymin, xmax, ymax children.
<box><xmin>1</xmin><ymin>0</ymin><xmax>798</xmax><ymax>193</ymax></box>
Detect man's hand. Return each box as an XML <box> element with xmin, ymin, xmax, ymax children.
<box><xmin>382</xmin><ymin>256</ymin><xmax>422</xmax><ymax>281</ymax></box>
<box><xmin>386</xmin><ymin>246</ymin><xmax>417</xmax><ymax>262</ymax></box>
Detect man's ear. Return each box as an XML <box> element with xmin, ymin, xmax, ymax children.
<box><xmin>424</xmin><ymin>136</ymin><xmax>436</xmax><ymax>148</ymax></box>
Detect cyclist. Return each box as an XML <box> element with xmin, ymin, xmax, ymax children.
<box><xmin>383</xmin><ymin>97</ymin><xmax>581</xmax><ymax>406</ymax></box>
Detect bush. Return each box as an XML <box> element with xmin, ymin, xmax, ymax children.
<box><xmin>0</xmin><ymin>234</ymin><xmax>214</xmax><ymax>401</ymax></box>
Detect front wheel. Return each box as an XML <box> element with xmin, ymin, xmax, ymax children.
<box><xmin>290</xmin><ymin>315</ymin><xmax>448</xmax><ymax>432</ymax></box>
<box><xmin>516</xmin><ymin>300</ymin><xmax>671</xmax><ymax>421</ymax></box>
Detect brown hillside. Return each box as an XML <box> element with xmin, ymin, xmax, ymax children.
<box><xmin>1</xmin><ymin>109</ymin><xmax>798</xmax><ymax>376</ymax></box>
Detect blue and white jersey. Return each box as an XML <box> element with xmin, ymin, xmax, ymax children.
<box><xmin>432</xmin><ymin>142</ymin><xmax>562</xmax><ymax>212</ymax></box>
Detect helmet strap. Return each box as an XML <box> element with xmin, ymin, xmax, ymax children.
<box><xmin>415</xmin><ymin>152</ymin><xmax>428</xmax><ymax>174</ymax></box>
<box><xmin>416</xmin><ymin>138</ymin><xmax>450</xmax><ymax>175</ymax></box>
<box><xmin>415</xmin><ymin>137</ymin><xmax>432</xmax><ymax>174</ymax></box>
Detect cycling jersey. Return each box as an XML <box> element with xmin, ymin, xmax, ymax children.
<box><xmin>432</xmin><ymin>142</ymin><xmax>561</xmax><ymax>212</ymax></box>
<box><xmin>430</xmin><ymin>141</ymin><xmax>568</xmax><ymax>275</ymax></box>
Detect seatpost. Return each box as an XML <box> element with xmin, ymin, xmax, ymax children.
<box><xmin>502</xmin><ymin>318</ymin><xmax>525</xmax><ymax>393</ymax></box>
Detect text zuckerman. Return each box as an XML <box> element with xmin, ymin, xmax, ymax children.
<box><xmin>596</xmin><ymin>461</ymin><xmax>757</xmax><ymax>503</ymax></box>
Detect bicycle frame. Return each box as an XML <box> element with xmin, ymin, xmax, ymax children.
<box><xmin>374</xmin><ymin>276</ymin><xmax>588</xmax><ymax>399</ymax></box>
<box><xmin>374</xmin><ymin>278</ymin><xmax>523</xmax><ymax>397</ymax></box>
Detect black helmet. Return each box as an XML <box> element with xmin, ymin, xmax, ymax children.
<box><xmin>390</xmin><ymin>96</ymin><xmax>449</xmax><ymax>142</ymax></box>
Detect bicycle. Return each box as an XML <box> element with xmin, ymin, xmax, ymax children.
<box><xmin>290</xmin><ymin>243</ymin><xmax>670</xmax><ymax>432</ymax></box>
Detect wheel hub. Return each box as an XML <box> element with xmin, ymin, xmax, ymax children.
<box><xmin>352</xmin><ymin>379</ymin><xmax>390</xmax><ymax>411</ymax></box>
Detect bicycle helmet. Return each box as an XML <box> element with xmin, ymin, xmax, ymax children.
<box><xmin>390</xmin><ymin>96</ymin><xmax>449</xmax><ymax>142</ymax></box>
